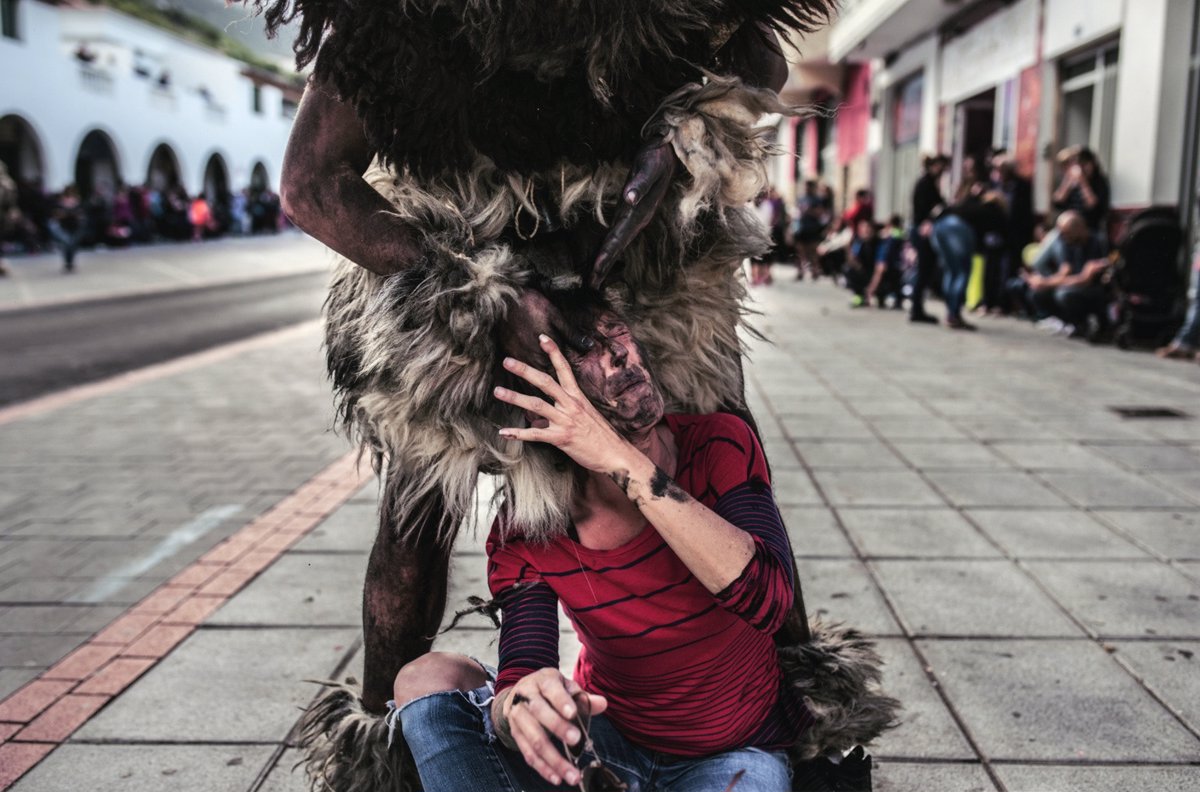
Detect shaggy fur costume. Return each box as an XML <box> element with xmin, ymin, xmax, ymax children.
<box><xmin>297</xmin><ymin>619</ymin><xmax>899</xmax><ymax>792</ymax></box>
<box><xmin>326</xmin><ymin>76</ymin><xmax>793</xmax><ymax>545</ymax></box>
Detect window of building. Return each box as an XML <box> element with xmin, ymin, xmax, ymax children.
<box><xmin>281</xmin><ymin>97</ymin><xmax>298</xmax><ymax>119</ymax></box>
<box><xmin>1</xmin><ymin>0</ymin><xmax>18</xmax><ymax>41</ymax></box>
<box><xmin>252</xmin><ymin>84</ymin><xmax>263</xmax><ymax>114</ymax></box>
<box><xmin>1058</xmin><ymin>42</ymin><xmax>1120</xmax><ymax>170</ymax></box>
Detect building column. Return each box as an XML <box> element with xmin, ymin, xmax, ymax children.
<box><xmin>1110</xmin><ymin>0</ymin><xmax>1197</xmax><ymax>208</ymax></box>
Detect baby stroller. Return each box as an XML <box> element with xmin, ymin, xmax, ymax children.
<box><xmin>1112</xmin><ymin>208</ymin><xmax>1186</xmax><ymax>349</ymax></box>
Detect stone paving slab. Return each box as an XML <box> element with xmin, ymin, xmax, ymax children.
<box><xmin>1038</xmin><ymin>470</ymin><xmax>1196</xmax><ymax>509</ymax></box>
<box><xmin>1094</xmin><ymin>510</ymin><xmax>1200</xmax><ymax>560</ymax></box>
<box><xmin>1024</xmin><ymin>561</ymin><xmax>1200</xmax><ymax>638</ymax></box>
<box><xmin>1110</xmin><ymin>641</ymin><xmax>1200</xmax><ymax>731</ymax></box>
<box><xmin>995</xmin><ymin>764</ymin><xmax>1200</xmax><ymax>791</ymax></box>
<box><xmin>780</xmin><ymin>506</ymin><xmax>855</xmax><ymax>557</ymax></box>
<box><xmin>796</xmin><ymin>559</ymin><xmax>902</xmax><ymax>636</ymax></box>
<box><xmin>812</xmin><ymin>470</ymin><xmax>944</xmax><ymax>507</ymax></box>
<box><xmin>74</xmin><ymin>627</ymin><xmax>357</xmax><ymax>743</ymax></box>
<box><xmin>792</xmin><ymin>439</ymin><xmax>908</xmax><ymax>469</ymax></box>
<box><xmin>839</xmin><ymin>509</ymin><xmax>1001</xmax><ymax>559</ymax></box>
<box><xmin>870</xmin><ymin>639</ymin><xmax>974</xmax><ymax>760</ymax></box>
<box><xmin>925</xmin><ymin>470</ymin><xmax>1073</xmax><ymax>509</ymax></box>
<box><xmin>206</xmin><ymin>552</ymin><xmax>365</xmax><ymax>627</ymax></box>
<box><xmin>890</xmin><ymin>440</ymin><xmax>1010</xmax><ymax>470</ymax></box>
<box><xmin>989</xmin><ymin>441</ymin><xmax>1127</xmax><ymax>472</ymax></box>
<box><xmin>874</xmin><ymin>762</ymin><xmax>997</xmax><ymax>792</ymax></box>
<box><xmin>918</xmin><ymin>639</ymin><xmax>1200</xmax><ymax>762</ymax></box>
<box><xmin>966</xmin><ymin>510</ymin><xmax>1147</xmax><ymax>559</ymax></box>
<box><xmin>871</xmin><ymin>560</ymin><xmax>1083</xmax><ymax>638</ymax></box>
<box><xmin>12</xmin><ymin>744</ymin><xmax>274</xmax><ymax>792</ymax></box>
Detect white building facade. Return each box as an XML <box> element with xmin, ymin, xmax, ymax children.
<box><xmin>0</xmin><ymin>0</ymin><xmax>299</xmax><ymax>198</ymax></box>
<box><xmin>824</xmin><ymin>0</ymin><xmax>1200</xmax><ymax>249</ymax></box>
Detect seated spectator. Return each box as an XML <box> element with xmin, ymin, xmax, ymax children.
<box><xmin>844</xmin><ymin>218</ymin><xmax>878</xmax><ymax>308</ymax></box>
<box><xmin>1156</xmin><ymin>237</ymin><xmax>1200</xmax><ymax>361</ymax></box>
<box><xmin>1011</xmin><ymin>211</ymin><xmax>1111</xmax><ymax>338</ymax></box>
<box><xmin>866</xmin><ymin>215</ymin><xmax>905</xmax><ymax>310</ymax></box>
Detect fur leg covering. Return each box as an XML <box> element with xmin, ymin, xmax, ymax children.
<box><xmin>782</xmin><ymin>620</ymin><xmax>902</xmax><ymax>762</ymax></box>
<box><xmin>295</xmin><ymin>680</ymin><xmax>420</xmax><ymax>792</ymax></box>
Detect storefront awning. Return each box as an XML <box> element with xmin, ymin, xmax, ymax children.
<box><xmin>828</xmin><ymin>0</ymin><xmax>964</xmax><ymax>63</ymax></box>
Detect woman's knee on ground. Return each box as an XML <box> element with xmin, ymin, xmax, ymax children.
<box><xmin>393</xmin><ymin>652</ymin><xmax>487</xmax><ymax>708</ymax></box>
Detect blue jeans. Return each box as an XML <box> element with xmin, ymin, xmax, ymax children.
<box><xmin>399</xmin><ymin>686</ymin><xmax>791</xmax><ymax>792</ymax></box>
<box><xmin>931</xmin><ymin>215</ymin><xmax>976</xmax><ymax>321</ymax></box>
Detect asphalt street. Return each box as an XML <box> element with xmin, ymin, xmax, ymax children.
<box><xmin>0</xmin><ymin>269</ymin><xmax>327</xmax><ymax>406</ymax></box>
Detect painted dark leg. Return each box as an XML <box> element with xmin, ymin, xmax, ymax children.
<box><xmin>360</xmin><ymin>487</ymin><xmax>453</xmax><ymax>714</ymax></box>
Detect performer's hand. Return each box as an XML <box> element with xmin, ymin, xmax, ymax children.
<box><xmin>495</xmin><ymin>336</ymin><xmax>636</xmax><ymax>474</ymax></box>
<box><xmin>493</xmin><ymin>668</ymin><xmax>607</xmax><ymax>786</ymax></box>
<box><xmin>590</xmin><ymin>139</ymin><xmax>678</xmax><ymax>289</ymax></box>
<box><xmin>499</xmin><ymin>289</ymin><xmax>595</xmax><ymax>369</ymax></box>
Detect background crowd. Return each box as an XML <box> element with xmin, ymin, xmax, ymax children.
<box><xmin>0</xmin><ymin>161</ymin><xmax>286</xmax><ymax>274</ymax></box>
<box><xmin>752</xmin><ymin>146</ymin><xmax>1199</xmax><ymax>363</ymax></box>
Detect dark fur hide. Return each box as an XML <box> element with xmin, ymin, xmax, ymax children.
<box><xmin>247</xmin><ymin>0</ymin><xmax>836</xmax><ymax>175</ymax></box>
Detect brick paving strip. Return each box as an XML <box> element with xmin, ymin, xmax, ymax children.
<box><xmin>0</xmin><ymin>450</ymin><xmax>372</xmax><ymax>789</ymax></box>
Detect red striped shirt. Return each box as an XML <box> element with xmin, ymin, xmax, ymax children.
<box><xmin>486</xmin><ymin>413</ymin><xmax>808</xmax><ymax>756</ymax></box>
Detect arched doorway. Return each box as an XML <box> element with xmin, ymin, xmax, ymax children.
<box><xmin>249</xmin><ymin>161</ymin><xmax>269</xmax><ymax>194</ymax></box>
<box><xmin>74</xmin><ymin>129</ymin><xmax>121</xmax><ymax>198</ymax></box>
<box><xmin>202</xmin><ymin>153</ymin><xmax>229</xmax><ymax>205</ymax></box>
<box><xmin>202</xmin><ymin>152</ymin><xmax>231</xmax><ymax>233</ymax></box>
<box><xmin>0</xmin><ymin>114</ymin><xmax>45</xmax><ymax>185</ymax></box>
<box><xmin>145</xmin><ymin>142</ymin><xmax>181</xmax><ymax>191</ymax></box>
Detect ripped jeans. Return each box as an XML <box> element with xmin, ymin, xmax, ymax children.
<box><xmin>395</xmin><ymin>683</ymin><xmax>791</xmax><ymax>792</ymax></box>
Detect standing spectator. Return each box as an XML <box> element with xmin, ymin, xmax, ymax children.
<box><xmin>0</xmin><ymin>162</ymin><xmax>15</xmax><ymax>276</ymax></box>
<box><xmin>1053</xmin><ymin>147</ymin><xmax>1111</xmax><ymax>235</ymax></box>
<box><xmin>749</xmin><ymin>187</ymin><xmax>787</xmax><ymax>286</ymax></box>
<box><xmin>928</xmin><ymin>199</ymin><xmax>982</xmax><ymax>331</ymax></box>
<box><xmin>954</xmin><ymin>154</ymin><xmax>985</xmax><ymax>204</ymax></box>
<box><xmin>792</xmin><ymin>180</ymin><xmax>828</xmax><ymax>280</ymax></box>
<box><xmin>189</xmin><ymin>194</ymin><xmax>214</xmax><ymax>241</ymax></box>
<box><xmin>1156</xmin><ymin>237</ymin><xmax>1200</xmax><ymax>361</ymax></box>
<box><xmin>991</xmin><ymin>157</ymin><xmax>1035</xmax><ymax>313</ymax></box>
<box><xmin>910</xmin><ymin>154</ymin><xmax>948</xmax><ymax>324</ymax></box>
<box><xmin>844</xmin><ymin>218</ymin><xmax>879</xmax><ymax>307</ymax></box>
<box><xmin>866</xmin><ymin>215</ymin><xmax>906</xmax><ymax>309</ymax></box>
<box><xmin>48</xmin><ymin>185</ymin><xmax>86</xmax><ymax>272</ymax></box>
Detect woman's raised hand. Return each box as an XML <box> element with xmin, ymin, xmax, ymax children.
<box><xmin>495</xmin><ymin>336</ymin><xmax>635</xmax><ymax>475</ymax></box>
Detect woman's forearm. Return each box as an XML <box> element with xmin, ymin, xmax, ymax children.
<box><xmin>613</xmin><ymin>451</ymin><xmax>755</xmax><ymax>593</ymax></box>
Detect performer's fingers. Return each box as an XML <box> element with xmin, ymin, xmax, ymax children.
<box><xmin>538</xmin><ymin>335</ymin><xmax>581</xmax><ymax>393</ymax></box>
<box><xmin>512</xmin><ymin>708</ymin><xmax>578</xmax><ymax>785</ymax></box>
<box><xmin>590</xmin><ymin>204</ymin><xmax>639</xmax><ymax>289</ymax></box>
<box><xmin>526</xmin><ymin>692</ymin><xmax>579</xmax><ymax>746</ymax></box>
<box><xmin>493</xmin><ymin>387</ymin><xmax>557</xmax><ymax>419</ymax></box>
<box><xmin>497</xmin><ymin>426</ymin><xmax>551</xmax><ymax>443</ymax></box>
<box><xmin>503</xmin><ymin>357</ymin><xmax>569</xmax><ymax>402</ymax></box>
<box><xmin>537</xmin><ymin>673</ymin><xmax>580</xmax><ymax>723</ymax></box>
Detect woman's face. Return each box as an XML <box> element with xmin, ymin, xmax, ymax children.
<box><xmin>566</xmin><ymin>314</ymin><xmax>665</xmax><ymax>437</ymax></box>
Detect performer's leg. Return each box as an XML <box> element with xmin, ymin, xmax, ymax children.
<box><xmin>361</xmin><ymin>494</ymin><xmax>453</xmax><ymax>713</ymax></box>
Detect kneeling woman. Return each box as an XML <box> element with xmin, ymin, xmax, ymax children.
<box><xmin>394</xmin><ymin>315</ymin><xmax>808</xmax><ymax>791</ymax></box>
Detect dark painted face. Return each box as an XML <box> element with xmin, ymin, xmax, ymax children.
<box><xmin>566</xmin><ymin>314</ymin><xmax>664</xmax><ymax>436</ymax></box>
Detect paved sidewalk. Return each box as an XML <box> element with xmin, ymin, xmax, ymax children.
<box><xmin>3</xmin><ymin>271</ymin><xmax>1200</xmax><ymax>790</ymax></box>
<box><xmin>0</xmin><ymin>233</ymin><xmax>329</xmax><ymax>310</ymax></box>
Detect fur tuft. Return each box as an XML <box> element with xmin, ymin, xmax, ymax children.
<box><xmin>295</xmin><ymin>680</ymin><xmax>420</xmax><ymax>792</ymax></box>
<box><xmin>781</xmin><ymin>620</ymin><xmax>902</xmax><ymax>761</ymax></box>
